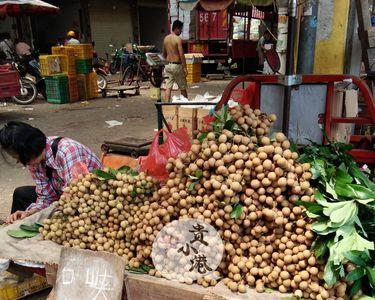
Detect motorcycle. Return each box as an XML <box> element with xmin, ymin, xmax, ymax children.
<box><xmin>10</xmin><ymin>51</ymin><xmax>45</xmax><ymax>104</ymax></box>
<box><xmin>93</xmin><ymin>50</ymin><xmax>109</xmax><ymax>90</ymax></box>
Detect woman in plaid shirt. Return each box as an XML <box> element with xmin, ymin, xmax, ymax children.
<box><xmin>0</xmin><ymin>121</ymin><xmax>102</xmax><ymax>223</ymax></box>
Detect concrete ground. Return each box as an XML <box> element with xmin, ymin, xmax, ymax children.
<box><xmin>0</xmin><ymin>79</ymin><xmax>231</xmax><ymax>220</ymax></box>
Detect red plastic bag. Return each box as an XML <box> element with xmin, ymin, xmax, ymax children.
<box><xmin>140</xmin><ymin>127</ymin><xmax>191</xmax><ymax>180</ymax></box>
<box><xmin>231</xmin><ymin>82</ymin><xmax>256</xmax><ymax>106</ymax></box>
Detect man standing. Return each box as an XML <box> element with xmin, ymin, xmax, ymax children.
<box><xmin>163</xmin><ymin>20</ymin><xmax>188</xmax><ymax>102</ymax></box>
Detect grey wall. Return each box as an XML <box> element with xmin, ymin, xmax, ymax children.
<box><xmin>89</xmin><ymin>0</ymin><xmax>133</xmax><ymax>57</ymax></box>
<box><xmin>260</xmin><ymin>84</ymin><xmax>327</xmax><ymax>145</ymax></box>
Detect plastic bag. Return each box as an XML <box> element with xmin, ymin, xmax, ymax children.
<box><xmin>231</xmin><ymin>82</ymin><xmax>256</xmax><ymax>106</ymax></box>
<box><xmin>140</xmin><ymin>127</ymin><xmax>191</xmax><ymax>180</ymax></box>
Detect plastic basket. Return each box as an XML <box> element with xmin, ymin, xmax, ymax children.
<box><xmin>66</xmin><ymin>44</ymin><xmax>93</xmax><ymax>59</ymax></box>
<box><xmin>76</xmin><ymin>59</ymin><xmax>92</xmax><ymax>74</ymax></box>
<box><xmin>77</xmin><ymin>74</ymin><xmax>89</xmax><ymax>101</ymax></box>
<box><xmin>68</xmin><ymin>75</ymin><xmax>79</xmax><ymax>102</ymax></box>
<box><xmin>39</xmin><ymin>55</ymin><xmax>67</xmax><ymax>76</ymax></box>
<box><xmin>52</xmin><ymin>47</ymin><xmax>77</xmax><ymax>75</ymax></box>
<box><xmin>51</xmin><ymin>46</ymin><xmax>64</xmax><ymax>55</ymax></box>
<box><xmin>87</xmin><ymin>72</ymin><xmax>99</xmax><ymax>99</ymax></box>
<box><xmin>45</xmin><ymin>75</ymin><xmax>69</xmax><ymax>104</ymax></box>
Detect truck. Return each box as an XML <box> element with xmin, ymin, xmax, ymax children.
<box><xmin>168</xmin><ymin>0</ymin><xmax>277</xmax><ymax>74</ymax></box>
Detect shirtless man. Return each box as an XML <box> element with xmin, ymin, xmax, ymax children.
<box><xmin>163</xmin><ymin>20</ymin><xmax>188</xmax><ymax>102</ymax></box>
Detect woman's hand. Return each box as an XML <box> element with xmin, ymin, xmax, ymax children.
<box><xmin>5</xmin><ymin>208</ymin><xmax>40</xmax><ymax>224</ymax></box>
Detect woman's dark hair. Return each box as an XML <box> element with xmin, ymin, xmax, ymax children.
<box><xmin>172</xmin><ymin>20</ymin><xmax>183</xmax><ymax>31</ymax></box>
<box><xmin>0</xmin><ymin>121</ymin><xmax>46</xmax><ymax>165</ymax></box>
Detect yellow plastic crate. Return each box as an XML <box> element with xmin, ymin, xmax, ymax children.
<box><xmin>66</xmin><ymin>44</ymin><xmax>93</xmax><ymax>59</ymax></box>
<box><xmin>52</xmin><ymin>46</ymin><xmax>77</xmax><ymax>58</ymax></box>
<box><xmin>87</xmin><ymin>72</ymin><xmax>99</xmax><ymax>99</ymax></box>
<box><xmin>0</xmin><ymin>273</ymin><xmax>49</xmax><ymax>300</ymax></box>
<box><xmin>57</xmin><ymin>55</ymin><xmax>77</xmax><ymax>75</ymax></box>
<box><xmin>51</xmin><ymin>47</ymin><xmax>76</xmax><ymax>75</ymax></box>
<box><xmin>77</xmin><ymin>74</ymin><xmax>89</xmax><ymax>101</ymax></box>
<box><xmin>39</xmin><ymin>55</ymin><xmax>67</xmax><ymax>76</ymax></box>
<box><xmin>68</xmin><ymin>75</ymin><xmax>79</xmax><ymax>102</ymax></box>
<box><xmin>51</xmin><ymin>46</ymin><xmax>64</xmax><ymax>55</ymax></box>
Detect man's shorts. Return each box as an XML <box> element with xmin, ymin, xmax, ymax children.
<box><xmin>164</xmin><ymin>63</ymin><xmax>187</xmax><ymax>90</ymax></box>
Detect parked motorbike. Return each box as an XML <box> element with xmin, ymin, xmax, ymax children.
<box><xmin>92</xmin><ymin>48</ymin><xmax>109</xmax><ymax>90</ymax></box>
<box><xmin>10</xmin><ymin>51</ymin><xmax>45</xmax><ymax>104</ymax></box>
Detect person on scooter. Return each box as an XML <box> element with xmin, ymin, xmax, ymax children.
<box><xmin>0</xmin><ymin>121</ymin><xmax>102</xmax><ymax>224</ymax></box>
<box><xmin>65</xmin><ymin>31</ymin><xmax>80</xmax><ymax>45</ymax></box>
<box><xmin>15</xmin><ymin>38</ymin><xmax>31</xmax><ymax>56</ymax></box>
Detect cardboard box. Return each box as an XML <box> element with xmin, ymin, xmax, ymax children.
<box><xmin>163</xmin><ymin>106</ymin><xmax>179</xmax><ymax>130</ymax></box>
<box><xmin>331</xmin><ymin>89</ymin><xmax>358</xmax><ymax>142</ymax></box>
<box><xmin>178</xmin><ymin>107</ymin><xmax>197</xmax><ymax>136</ymax></box>
<box><xmin>185</xmin><ymin>53</ymin><xmax>204</xmax><ymax>64</ymax></box>
<box><xmin>196</xmin><ymin>108</ymin><xmax>211</xmax><ymax>131</ymax></box>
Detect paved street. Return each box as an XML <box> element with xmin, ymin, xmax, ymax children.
<box><xmin>0</xmin><ymin>79</ymin><xmax>231</xmax><ymax>219</ymax></box>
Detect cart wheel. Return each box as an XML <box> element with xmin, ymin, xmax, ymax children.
<box><xmin>119</xmin><ymin>91</ymin><xmax>126</xmax><ymax>98</ymax></box>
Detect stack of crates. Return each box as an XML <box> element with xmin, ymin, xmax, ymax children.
<box><xmin>40</xmin><ymin>55</ymin><xmax>69</xmax><ymax>104</ymax></box>
<box><xmin>186</xmin><ymin>63</ymin><xmax>201</xmax><ymax>83</ymax></box>
<box><xmin>68</xmin><ymin>44</ymin><xmax>93</xmax><ymax>75</ymax></box>
<box><xmin>43</xmin><ymin>44</ymin><xmax>98</xmax><ymax>104</ymax></box>
<box><xmin>67</xmin><ymin>44</ymin><xmax>98</xmax><ymax>100</ymax></box>
<box><xmin>185</xmin><ymin>53</ymin><xmax>203</xmax><ymax>84</ymax></box>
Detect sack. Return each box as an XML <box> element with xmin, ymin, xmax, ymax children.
<box><xmin>140</xmin><ymin>128</ymin><xmax>191</xmax><ymax>180</ymax></box>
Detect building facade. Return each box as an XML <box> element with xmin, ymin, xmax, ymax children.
<box><xmin>19</xmin><ymin>0</ymin><xmax>167</xmax><ymax>56</ymax></box>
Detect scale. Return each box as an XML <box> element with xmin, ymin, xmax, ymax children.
<box><xmin>146</xmin><ymin>53</ymin><xmax>168</xmax><ymax>88</ymax></box>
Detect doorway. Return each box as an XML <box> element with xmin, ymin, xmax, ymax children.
<box><xmin>138</xmin><ymin>5</ymin><xmax>168</xmax><ymax>52</ymax></box>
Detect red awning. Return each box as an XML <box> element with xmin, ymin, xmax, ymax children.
<box><xmin>0</xmin><ymin>0</ymin><xmax>59</xmax><ymax>18</ymax></box>
<box><xmin>198</xmin><ymin>0</ymin><xmax>233</xmax><ymax>11</ymax></box>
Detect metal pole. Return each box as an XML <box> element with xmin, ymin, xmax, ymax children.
<box><xmin>297</xmin><ymin>0</ymin><xmax>319</xmax><ymax>74</ymax></box>
<box><xmin>156</xmin><ymin>99</ymin><xmax>164</xmax><ymax>145</ymax></box>
<box><xmin>282</xmin><ymin>0</ymin><xmax>298</xmax><ymax>135</ymax></box>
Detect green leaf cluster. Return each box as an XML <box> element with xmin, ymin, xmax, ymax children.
<box><xmin>298</xmin><ymin>141</ymin><xmax>375</xmax><ymax>297</ymax></box>
<box><xmin>92</xmin><ymin>165</ymin><xmax>138</xmax><ymax>181</ymax></box>
<box><xmin>7</xmin><ymin>222</ymin><xmax>43</xmax><ymax>239</ymax></box>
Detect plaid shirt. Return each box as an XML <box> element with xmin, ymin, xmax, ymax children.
<box><xmin>27</xmin><ymin>137</ymin><xmax>102</xmax><ymax>211</ymax></box>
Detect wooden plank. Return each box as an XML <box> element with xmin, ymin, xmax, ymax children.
<box><xmin>105</xmin><ymin>85</ymin><xmax>138</xmax><ymax>91</ymax></box>
<box><xmin>124</xmin><ymin>273</ymin><xmax>206</xmax><ymax>300</ymax></box>
<box><xmin>124</xmin><ymin>273</ymin><xmax>290</xmax><ymax>300</ymax></box>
